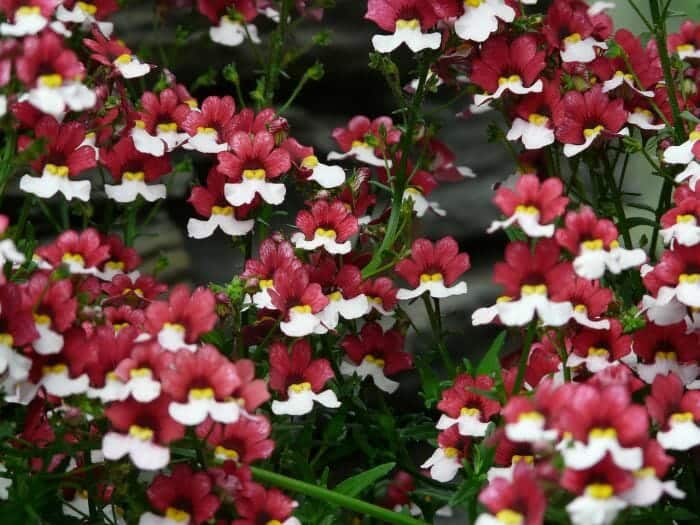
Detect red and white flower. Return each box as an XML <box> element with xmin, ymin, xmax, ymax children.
<box><xmin>620</xmin><ymin>440</ymin><xmax>684</xmax><ymax>506</ymax></box>
<box><xmin>471</xmin><ymin>35</ymin><xmax>545</xmax><ymax>106</ymax></box>
<box><xmin>488</xmin><ymin>175</ymin><xmax>568</xmax><ymax>238</ymax></box>
<box><xmin>113</xmin><ymin>342</ymin><xmax>167</xmax><ymax>403</ymax></box>
<box><xmin>646</xmin><ymin>373</ymin><xmax>700</xmax><ymax>451</ymax></box>
<box><xmin>269</xmin><ymin>340</ymin><xmax>340</xmax><ymax>416</ymax></box>
<box><xmin>327</xmin><ymin>115</ymin><xmax>399</xmax><ymax>167</ymax></box>
<box><xmin>568</xmin><ymin>320</ymin><xmax>632</xmax><ymax>373</ymax></box>
<box><xmin>219</xmin><ymin>131</ymin><xmax>291</xmax><ymax>206</ymax></box>
<box><xmin>395</xmin><ymin>237</ymin><xmax>470</xmax><ymax>300</ymax></box>
<box><xmin>663</xmin><ymin>125</ymin><xmax>700</xmax><ymax>165</ymax></box>
<box><xmin>83</xmin><ymin>28</ymin><xmax>151</xmax><ymax>78</ymax></box>
<box><xmin>309</xmin><ymin>259</ymin><xmax>368</xmax><ymax>331</ymax></box>
<box><xmin>268</xmin><ymin>267</ymin><xmax>329</xmax><ymax>337</ymax></box>
<box><xmin>0</xmin><ymin>284</ymin><xmax>37</xmax><ymax>391</ymax></box>
<box><xmin>421</xmin><ymin>426</ymin><xmax>470</xmax><ymax>482</ymax></box>
<box><xmin>281</xmin><ymin>137</ymin><xmax>345</xmax><ymax>189</ymax></box>
<box><xmin>181</xmin><ymin>95</ymin><xmax>235</xmax><ymax>154</ymax></box>
<box><xmin>660</xmin><ymin>186</ymin><xmax>700</xmax><ymax>247</ymax></box>
<box><xmin>197</xmin><ymin>416</ymin><xmax>274</xmax><ymax>464</ymax></box>
<box><xmin>454</xmin><ymin>0</ymin><xmax>514</xmax><ymax>43</ymax></box>
<box><xmin>340</xmin><ymin>323</ymin><xmax>412</xmax><ymax>393</ymax></box>
<box><xmin>131</xmin><ymin>89</ymin><xmax>190</xmax><ymax>157</ymax></box>
<box><xmin>0</xmin><ymin>0</ymin><xmax>55</xmax><ymax>36</ymax></box>
<box><xmin>632</xmin><ymin>322</ymin><xmax>700</xmax><ymax>385</ymax></box>
<box><xmin>506</xmin><ymin>81</ymin><xmax>560</xmax><ymax>150</ymax></box>
<box><xmin>56</xmin><ymin>0</ymin><xmax>117</xmax><ymax>37</ymax></box>
<box><xmin>362</xmin><ymin>277</ymin><xmax>398</xmax><ymax>316</ymax></box>
<box><xmin>233</xmin><ymin>482</ymin><xmax>300</xmax><ymax>525</ymax></box>
<box><xmin>85</xmin><ymin>324</ymin><xmax>138</xmax><ymax>402</ymax></box>
<box><xmin>292</xmin><ymin>200</ymin><xmax>358</xmax><ymax>255</ymax></box>
<box><xmin>102</xmin><ymin>395</ymin><xmax>185</xmax><ymax>470</ymax></box>
<box><xmin>544</xmin><ymin>0</ymin><xmax>608</xmax><ymax>63</ymax></box>
<box><xmin>435</xmin><ymin>374</ymin><xmax>499</xmax><ymax>437</ymax></box>
<box><xmin>19</xmin><ymin>117</ymin><xmax>96</xmax><ymax>202</ymax></box>
<box><xmin>241</xmin><ymin>238</ymin><xmax>301</xmax><ymax>310</ymax></box>
<box><xmin>502</xmin><ymin>394</ymin><xmax>558</xmax><ymax>444</ymax></box>
<box><xmin>474</xmin><ymin>463</ymin><xmax>545</xmax><ymax>525</ymax></box>
<box><xmin>160</xmin><ymin>345</ymin><xmax>242</xmax><ymax>425</ymax></box>
<box><xmin>36</xmin><ymin>228</ymin><xmax>110</xmax><ymax>275</ymax></box>
<box><xmin>547</xmin><ymin>269</ymin><xmax>612</xmax><ymax>330</ymax></box>
<box><xmin>187</xmin><ymin>168</ymin><xmax>255</xmax><ymax>239</ymax></box>
<box><xmin>198</xmin><ymin>0</ymin><xmax>260</xmax><ymax>47</ymax></box>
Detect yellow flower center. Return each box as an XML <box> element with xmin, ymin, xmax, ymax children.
<box><xmin>129</xmin><ymin>367</ymin><xmax>152</xmax><ymax>378</ymax></box>
<box><xmin>512</xmin><ymin>454</ymin><xmax>534</xmax><ymax>464</ymax></box>
<box><xmin>267</xmin><ymin>521</ymin><xmax>283</xmax><ymax>525</ymax></box>
<box><xmin>112</xmin><ymin>323</ymin><xmax>128</xmax><ymax>332</ymax></box>
<box><xmin>185</xmin><ymin>99</ymin><xmax>198</xmax><ymax>109</ymax></box>
<box><xmin>114</xmin><ymin>54</ymin><xmax>132</xmax><ymax>66</ymax></box>
<box><xmin>106</xmin><ymin>371</ymin><xmax>119</xmax><ymax>381</ymax></box>
<box><xmin>405</xmin><ymin>187</ymin><xmax>421</xmax><ymax>196</ymax></box>
<box><xmin>315</xmin><ymin>227</ymin><xmax>337</xmax><ymax>239</ymax></box>
<box><xmin>676</xmin><ymin>214</ymin><xmax>695</xmax><ymax>224</ymax></box>
<box><xmin>634</xmin><ymin>107</ymin><xmax>653</xmax><ymax>119</ymax></box>
<box><xmin>62</xmin><ymin>253</ymin><xmax>85</xmax><ymax>265</ymax></box>
<box><xmin>157</xmin><ymin>122</ymin><xmax>178</xmax><ymax>132</ymax></box>
<box><xmin>351</xmin><ymin>140</ymin><xmax>369</xmax><ymax>149</ymax></box>
<box><xmin>196</xmin><ymin>126</ymin><xmax>216</xmax><ymax>134</ymax></box>
<box><xmin>211</xmin><ymin>205</ymin><xmax>233</xmax><ymax>216</ymax></box>
<box><xmin>214</xmin><ymin>445</ymin><xmax>240</xmax><ymax>462</ymax></box>
<box><xmin>564</xmin><ymin>33</ymin><xmax>582</xmax><ymax>45</ymax></box>
<box><xmin>395</xmin><ymin>19</ymin><xmax>420</xmax><ymax>30</ymax></box>
<box><xmin>259</xmin><ymin>279</ymin><xmax>273</xmax><ymax>289</ymax></box>
<box><xmin>369</xmin><ymin>296</ymin><xmax>383</xmax><ymax>304</ymax></box>
<box><xmin>583</xmin><ymin>125</ymin><xmax>604</xmax><ymax>138</ymax></box>
<box><xmin>678</xmin><ymin>44</ymin><xmax>696</xmax><ymax>53</ymax></box>
<box><xmin>528</xmin><ymin>113</ymin><xmax>548</xmax><ymax>126</ymax></box>
<box><xmin>328</xmin><ymin>291</ymin><xmax>343</xmax><ymax>302</ymax></box>
<box><xmin>679</xmin><ymin>273</ymin><xmax>700</xmax><ymax>284</ymax></box>
<box><xmin>291</xmin><ymin>305</ymin><xmax>312</xmax><ymax>314</ymax></box>
<box><xmin>613</xmin><ymin>70</ymin><xmax>635</xmax><ymax>81</ymax></box>
<box><xmin>496</xmin><ymin>295</ymin><xmax>512</xmax><ymax>303</ymax></box>
<box><xmin>518</xmin><ymin>411</ymin><xmax>544</xmax><ymax>422</ymax></box>
<box><xmin>495</xmin><ymin>509</ymin><xmax>524</xmax><ymax>525</ymax></box>
<box><xmin>42</xmin><ymin>363</ymin><xmax>67</xmax><ymax>375</ymax></box>
<box><xmin>17</xmin><ymin>5</ymin><xmax>41</xmax><ymax>15</ymax></box>
<box><xmin>515</xmin><ymin>204</ymin><xmax>539</xmax><ymax>215</ymax></box>
<box><xmin>589</xmin><ymin>427</ymin><xmax>617</xmax><ymax>439</ymax></box>
<box><xmin>420</xmin><ymin>273</ymin><xmax>443</xmax><ymax>283</ymax></box>
<box><xmin>45</xmin><ymin>163</ymin><xmax>69</xmax><ymax>177</ymax></box>
<box><xmin>123</xmin><ymin>171</ymin><xmax>145</xmax><ymax>181</ymax></box>
<box><xmin>189</xmin><ymin>387</ymin><xmax>214</xmax><ymax>400</ymax></box>
<box><xmin>163</xmin><ymin>322</ymin><xmax>185</xmax><ymax>333</ymax></box>
<box><xmin>165</xmin><ymin>508</ymin><xmax>190</xmax><ymax>522</ymax></box>
<box><xmin>581</xmin><ymin>239</ymin><xmax>604</xmax><ymax>250</ymax></box>
<box><xmin>301</xmin><ymin>155</ymin><xmax>319</xmax><ymax>168</ymax></box>
<box><xmin>498</xmin><ymin>74</ymin><xmax>521</xmax><ymax>85</ymax></box>
<box><xmin>77</xmin><ymin>1</ymin><xmax>97</xmax><ymax>14</ymax></box>
<box><xmin>443</xmin><ymin>447</ymin><xmax>459</xmax><ymax>458</ymax></box>
<box><xmin>34</xmin><ymin>313</ymin><xmax>51</xmax><ymax>325</ymax></box>
<box><xmin>243</xmin><ymin>168</ymin><xmax>266</xmax><ymax>180</ymax></box>
<box><xmin>39</xmin><ymin>74</ymin><xmax>63</xmax><ymax>88</ymax></box>
<box><xmin>634</xmin><ymin>467</ymin><xmax>655</xmax><ymax>479</ymax></box>
<box><xmin>365</xmin><ymin>354</ymin><xmax>386</xmax><ymax>368</ymax></box>
<box><xmin>465</xmin><ymin>0</ymin><xmax>483</xmax><ymax>6</ymax></box>
<box><xmin>289</xmin><ymin>382</ymin><xmax>311</xmax><ymax>393</ymax></box>
<box><xmin>106</xmin><ymin>261</ymin><xmax>125</xmax><ymax>271</ymax></box>
<box><xmin>586</xmin><ymin>483</ymin><xmax>614</xmax><ymax>500</ymax></box>
<box><xmin>587</xmin><ymin>346</ymin><xmax>609</xmax><ymax>358</ymax></box>
<box><xmin>128</xmin><ymin>424</ymin><xmax>154</xmax><ymax>441</ymax></box>
<box><xmin>122</xmin><ymin>287</ymin><xmax>144</xmax><ymax>298</ymax></box>
<box><xmin>574</xmin><ymin>304</ymin><xmax>587</xmax><ymax>313</ymax></box>
<box><xmin>0</xmin><ymin>333</ymin><xmax>14</xmax><ymax>347</ymax></box>
<box><xmin>671</xmin><ymin>411</ymin><xmax>693</xmax><ymax>423</ymax></box>
<box><xmin>521</xmin><ymin>284</ymin><xmax>547</xmax><ymax>296</ymax></box>
<box><xmin>656</xmin><ymin>351</ymin><xmax>677</xmax><ymax>361</ymax></box>
<box><xmin>460</xmin><ymin>407</ymin><xmax>480</xmax><ymax>417</ymax></box>
<box><xmin>690</xmin><ymin>130</ymin><xmax>700</xmax><ymax>141</ymax></box>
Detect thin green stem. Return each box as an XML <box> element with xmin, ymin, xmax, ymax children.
<box><xmin>422</xmin><ymin>294</ymin><xmax>454</xmax><ymax>375</ymax></box>
<box><xmin>251</xmin><ymin>466</ymin><xmax>428</xmax><ymax>525</ymax></box>
<box><xmin>512</xmin><ymin>322</ymin><xmax>537</xmax><ymax>395</ymax></box>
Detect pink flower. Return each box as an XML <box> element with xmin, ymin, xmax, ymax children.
<box><xmin>292</xmin><ymin>200</ymin><xmax>359</xmax><ymax>255</ymax></box>
<box><xmin>36</xmin><ymin>228</ymin><xmax>110</xmax><ymax>274</ymax></box>
<box><xmin>233</xmin><ymin>482</ymin><xmax>297</xmax><ymax>525</ymax></box>
<box><xmin>197</xmin><ymin>416</ymin><xmax>275</xmax><ymax>464</ymax></box>
<box><xmin>477</xmin><ymin>463</ymin><xmax>546</xmax><ymax>525</ymax></box>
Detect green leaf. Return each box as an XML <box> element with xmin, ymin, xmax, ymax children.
<box><xmin>476</xmin><ymin>331</ymin><xmax>507</xmax><ymax>376</ymax></box>
<box><xmin>334</xmin><ymin>462</ymin><xmax>396</xmax><ymax>497</ymax></box>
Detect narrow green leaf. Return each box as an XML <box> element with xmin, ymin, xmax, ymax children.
<box><xmin>476</xmin><ymin>331</ymin><xmax>507</xmax><ymax>375</ymax></box>
<box><xmin>334</xmin><ymin>462</ymin><xmax>396</xmax><ymax>497</ymax></box>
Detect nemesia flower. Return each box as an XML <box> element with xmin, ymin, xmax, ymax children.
<box><xmin>402</xmin><ymin>169</ymin><xmax>445</xmax><ymax>218</ymax></box>
<box><xmin>471</xmin><ymin>35</ymin><xmax>545</xmax><ymax>106</ymax></box>
<box><xmin>197</xmin><ymin>416</ymin><xmax>274</xmax><ymax>464</ymax></box>
<box><xmin>646</xmin><ymin>373</ymin><xmax>700</xmax><ymax>451</ymax></box>
<box><xmin>145</xmin><ymin>285</ymin><xmax>217</xmax><ymax>352</ymax></box>
<box><xmin>18</xmin><ymin>117</ymin><xmax>96</xmax><ymax>202</ymax></box>
<box><xmin>472</xmin><ymin>239</ymin><xmax>573</xmax><ymax>327</ymax></box>
<box><xmin>267</xmin><ymin>267</ymin><xmax>328</xmax><ymax>337</ymax></box>
<box><xmin>543</xmin><ymin>0</ymin><xmax>608</xmax><ymax>63</ymax></box>
<box><xmin>340</xmin><ymin>322</ymin><xmax>412</xmax><ymax>393</ymax></box>
<box><xmin>485</xmin><ymin>428</ymin><xmax>538</xmax><ymax>481</ymax></box>
<box><xmin>327</xmin><ymin>115</ymin><xmax>399</xmax><ymax>167</ymax></box>
<box><xmin>268</xmin><ymin>340</ymin><xmax>340</xmax><ymax>416</ymax></box>
<box><xmin>96</xmin><ymin>234</ymin><xmax>141</xmax><ymax>281</ymax></box>
<box><xmin>620</xmin><ymin>440</ymin><xmax>685</xmax><ymax>506</ymax></box>
<box><xmin>83</xmin><ymin>27</ymin><xmax>150</xmax><ymax>78</ymax></box>
<box><xmin>0</xmin><ymin>0</ymin><xmax>55</xmax><ymax>36</ymax></box>
<box><xmin>229</xmin><ymin>359</ymin><xmax>270</xmax><ymax>414</ymax></box>
<box><xmin>660</xmin><ymin>186</ymin><xmax>700</xmax><ymax>247</ymax></box>
<box><xmin>663</xmin><ymin>124</ymin><xmax>700</xmax><ymax>165</ymax></box>
<box><xmin>101</xmin><ymin>137</ymin><xmax>171</xmax><ymax>203</ymax></box>
<box><xmin>233</xmin><ymin>482</ymin><xmax>300</xmax><ymax>525</ymax></box>
<box><xmin>160</xmin><ymin>345</ymin><xmax>242</xmax><ymax>425</ymax></box>
<box><xmin>642</xmin><ymin>244</ymin><xmax>700</xmax><ymax>314</ymax></box>
<box><xmin>365</xmin><ymin>0</ymin><xmax>456</xmax><ymax>53</ymax></box>
<box><xmin>241</xmin><ymin>238</ymin><xmax>301</xmax><ymax>310</ymax></box>
<box><xmin>102</xmin><ymin>395</ymin><xmax>185</xmax><ymax>470</ymax></box>
<box><xmin>29</xmin><ymin>326</ymin><xmax>92</xmax><ymax>397</ymax></box>
<box><xmin>362</xmin><ymin>277</ymin><xmax>398</xmax><ymax>316</ymax></box>
<box><xmin>218</xmin><ymin>131</ymin><xmax>291</xmax><ymax>206</ymax></box>
<box><xmin>568</xmin><ymin>320</ymin><xmax>632</xmax><ymax>373</ymax></box>
<box><xmin>56</xmin><ymin>0</ymin><xmax>118</xmax><ymax>37</ymax></box>
<box><xmin>198</xmin><ymin>0</ymin><xmax>261</xmax><ymax>47</ymax></box>
<box><xmin>131</xmin><ymin>89</ymin><xmax>190</xmax><ymax>156</ymax></box>
<box><xmin>0</xmin><ymin>215</ymin><xmax>25</xmax><ymax>273</ymax></box>
<box><xmin>668</xmin><ymin>20</ymin><xmax>700</xmax><ymax>60</ymax></box>
<box><xmin>138</xmin><ymin>464</ymin><xmax>220</xmax><ymax>525</ymax></box>
<box><xmin>454</xmin><ymin>0</ymin><xmax>514</xmax><ymax>43</ymax></box>
<box><xmin>36</xmin><ymin>228</ymin><xmax>110</xmax><ymax>275</ymax></box>
<box><xmin>181</xmin><ymin>95</ymin><xmax>236</xmax><ymax>154</ymax></box>
<box><xmin>556</xmin><ymin>384</ymin><xmax>647</xmax><ymax>471</ymax></box>
<box><xmin>555</xmin><ymin>86</ymin><xmax>629</xmax><ymax>157</ymax></box>
<box><xmin>474</xmin><ymin>463</ymin><xmax>546</xmax><ymax>525</ymax></box>
<box><xmin>0</xmin><ymin>283</ymin><xmax>37</xmax><ymax>391</ymax></box>
<box><xmin>281</xmin><ymin>137</ymin><xmax>346</xmax><ymax>189</ymax></box>
<box><xmin>556</xmin><ymin>207</ymin><xmax>646</xmax><ymax>279</ymax></box>
<box><xmin>113</xmin><ymin>341</ymin><xmax>167</xmax><ymax>403</ymax></box>
<box><xmin>291</xmin><ymin>200</ymin><xmax>359</xmax><ymax>255</ymax></box>
<box><xmin>506</xmin><ymin>80</ymin><xmax>561</xmax><ymax>150</ymax></box>
<box><xmin>632</xmin><ymin>322</ymin><xmax>700</xmax><ymax>385</ymax></box>
<box><xmin>547</xmin><ymin>269</ymin><xmax>612</xmax><ymax>330</ymax></box>
<box><xmin>488</xmin><ymin>175</ymin><xmax>568</xmax><ymax>238</ymax></box>
<box><xmin>502</xmin><ymin>395</ymin><xmax>558</xmax><ymax>444</ymax></box>
<box><xmin>16</xmin><ymin>31</ymin><xmax>96</xmax><ymax>116</ymax></box>
<box><xmin>102</xmin><ymin>274</ymin><xmax>167</xmax><ymax>304</ymax></box>
<box><xmin>187</xmin><ymin>168</ymin><xmax>255</xmax><ymax>239</ymax></box>
<box><xmin>380</xmin><ymin>471</ymin><xmax>420</xmax><ymax>516</ymax></box>
<box><xmin>421</xmin><ymin>426</ymin><xmax>470</xmax><ymax>482</ymax></box>
<box><xmin>395</xmin><ymin>237</ymin><xmax>470</xmax><ymax>300</ymax></box>
<box><xmin>85</xmin><ymin>324</ymin><xmax>138</xmax><ymax>402</ymax></box>
<box><xmin>308</xmin><ymin>258</ymin><xmax>368</xmax><ymax>331</ymax></box>
<box><xmin>435</xmin><ymin>374</ymin><xmax>499</xmax><ymax>437</ymax></box>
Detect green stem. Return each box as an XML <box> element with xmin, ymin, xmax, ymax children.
<box><xmin>512</xmin><ymin>322</ymin><xmax>537</xmax><ymax>395</ymax></box>
<box><xmin>262</xmin><ymin>0</ymin><xmax>293</xmax><ymax>107</ymax></box>
<box><xmin>601</xmin><ymin>157</ymin><xmax>632</xmax><ymax>248</ymax></box>
<box><xmin>422</xmin><ymin>294</ymin><xmax>454</xmax><ymax>375</ymax></box>
<box><xmin>251</xmin><ymin>466</ymin><xmax>428</xmax><ymax>525</ymax></box>
<box><xmin>278</xmin><ymin>71</ymin><xmax>312</xmax><ymax>114</ymax></box>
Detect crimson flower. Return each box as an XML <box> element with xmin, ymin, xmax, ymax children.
<box><xmin>181</xmin><ymin>95</ymin><xmax>236</xmax><ymax>153</ymax></box>
<box><xmin>436</xmin><ymin>374</ymin><xmax>500</xmax><ymax>437</ymax></box>
<box><xmin>197</xmin><ymin>416</ymin><xmax>275</xmax><ymax>464</ymax></box>
<box><xmin>233</xmin><ymin>482</ymin><xmax>297</xmax><ymax>525</ymax></box>
<box><xmin>36</xmin><ymin>228</ymin><xmax>110</xmax><ymax>274</ymax></box>
<box><xmin>267</xmin><ymin>267</ymin><xmax>328</xmax><ymax>337</ymax></box>
<box><xmin>477</xmin><ymin>463</ymin><xmax>546</xmax><ymax>525</ymax></box>
<box><xmin>292</xmin><ymin>200</ymin><xmax>359</xmax><ymax>255</ymax></box>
